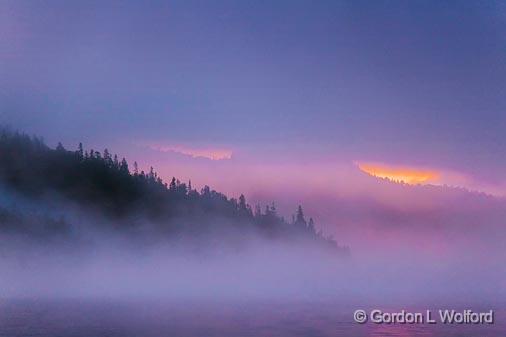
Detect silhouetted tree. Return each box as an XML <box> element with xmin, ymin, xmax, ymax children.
<box><xmin>120</xmin><ymin>158</ymin><xmax>129</xmax><ymax>173</ymax></box>
<box><xmin>77</xmin><ymin>143</ymin><xmax>84</xmax><ymax>159</ymax></box>
<box><xmin>295</xmin><ymin>205</ymin><xmax>307</xmax><ymax>228</ymax></box>
<box><xmin>103</xmin><ymin>149</ymin><xmax>113</xmax><ymax>167</ymax></box>
<box><xmin>308</xmin><ymin>217</ymin><xmax>315</xmax><ymax>233</ymax></box>
<box><xmin>170</xmin><ymin>177</ymin><xmax>177</xmax><ymax>190</ymax></box>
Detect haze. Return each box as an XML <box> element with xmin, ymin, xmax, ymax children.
<box><xmin>0</xmin><ymin>0</ymin><xmax>505</xmax><ymax>319</ymax></box>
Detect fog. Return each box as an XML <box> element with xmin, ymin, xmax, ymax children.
<box><xmin>0</xmin><ymin>222</ymin><xmax>503</xmax><ymax>307</ymax></box>
<box><xmin>0</xmin><ymin>179</ymin><xmax>504</xmax><ymax>309</ymax></box>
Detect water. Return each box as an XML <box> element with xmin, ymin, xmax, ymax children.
<box><xmin>0</xmin><ymin>299</ymin><xmax>503</xmax><ymax>337</ymax></box>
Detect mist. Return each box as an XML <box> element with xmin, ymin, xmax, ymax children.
<box><xmin>0</xmin><ymin>204</ymin><xmax>503</xmax><ymax>307</ymax></box>
<box><xmin>0</xmin><ymin>131</ymin><xmax>504</xmax><ymax>337</ymax></box>
<box><xmin>0</xmin><ymin>162</ymin><xmax>504</xmax><ymax>308</ymax></box>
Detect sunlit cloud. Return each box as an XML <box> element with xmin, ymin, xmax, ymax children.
<box><xmin>144</xmin><ymin>143</ymin><xmax>233</xmax><ymax>161</ymax></box>
<box><xmin>357</xmin><ymin>162</ymin><xmax>440</xmax><ymax>185</ymax></box>
<box><xmin>356</xmin><ymin>161</ymin><xmax>506</xmax><ymax>196</ymax></box>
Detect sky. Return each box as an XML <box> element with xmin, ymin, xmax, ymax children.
<box><xmin>1</xmin><ymin>1</ymin><xmax>506</xmax><ymax>237</ymax></box>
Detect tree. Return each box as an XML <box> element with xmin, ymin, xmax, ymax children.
<box><xmin>77</xmin><ymin>143</ymin><xmax>84</xmax><ymax>159</ymax></box>
<box><xmin>295</xmin><ymin>205</ymin><xmax>307</xmax><ymax>228</ymax></box>
<box><xmin>239</xmin><ymin>194</ymin><xmax>247</xmax><ymax>211</ymax></box>
<box><xmin>201</xmin><ymin>185</ymin><xmax>211</xmax><ymax>197</ymax></box>
<box><xmin>308</xmin><ymin>217</ymin><xmax>315</xmax><ymax>233</ymax></box>
<box><xmin>120</xmin><ymin>158</ymin><xmax>129</xmax><ymax>173</ymax></box>
<box><xmin>177</xmin><ymin>182</ymin><xmax>188</xmax><ymax>196</ymax></box>
<box><xmin>103</xmin><ymin>149</ymin><xmax>112</xmax><ymax>167</ymax></box>
<box><xmin>169</xmin><ymin>177</ymin><xmax>177</xmax><ymax>190</ymax></box>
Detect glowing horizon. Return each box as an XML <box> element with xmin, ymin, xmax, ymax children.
<box><xmin>358</xmin><ymin>162</ymin><xmax>440</xmax><ymax>185</ymax></box>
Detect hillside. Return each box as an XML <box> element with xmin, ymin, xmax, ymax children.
<box><xmin>0</xmin><ymin>128</ymin><xmax>347</xmax><ymax>254</ymax></box>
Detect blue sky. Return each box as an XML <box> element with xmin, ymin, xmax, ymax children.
<box><xmin>1</xmin><ymin>0</ymin><xmax>506</xmax><ymax>189</ymax></box>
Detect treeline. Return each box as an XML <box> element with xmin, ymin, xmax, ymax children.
<box><xmin>0</xmin><ymin>128</ymin><xmax>347</xmax><ymax>253</ymax></box>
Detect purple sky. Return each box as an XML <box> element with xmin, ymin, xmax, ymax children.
<box><xmin>1</xmin><ymin>1</ymin><xmax>506</xmax><ymax>215</ymax></box>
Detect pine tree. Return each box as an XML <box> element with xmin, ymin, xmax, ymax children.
<box><xmin>120</xmin><ymin>158</ymin><xmax>129</xmax><ymax>173</ymax></box>
<box><xmin>103</xmin><ymin>149</ymin><xmax>112</xmax><ymax>167</ymax></box>
<box><xmin>77</xmin><ymin>142</ymin><xmax>84</xmax><ymax>159</ymax></box>
<box><xmin>239</xmin><ymin>194</ymin><xmax>247</xmax><ymax>211</ymax></box>
<box><xmin>149</xmin><ymin>167</ymin><xmax>155</xmax><ymax>180</ymax></box>
<box><xmin>170</xmin><ymin>177</ymin><xmax>177</xmax><ymax>190</ymax></box>
<box><xmin>295</xmin><ymin>205</ymin><xmax>307</xmax><ymax>228</ymax></box>
<box><xmin>308</xmin><ymin>217</ymin><xmax>315</xmax><ymax>233</ymax></box>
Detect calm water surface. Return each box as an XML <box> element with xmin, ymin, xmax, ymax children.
<box><xmin>0</xmin><ymin>299</ymin><xmax>503</xmax><ymax>337</ymax></box>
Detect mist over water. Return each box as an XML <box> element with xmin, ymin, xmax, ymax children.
<box><xmin>0</xmin><ymin>212</ymin><xmax>503</xmax><ymax>305</ymax></box>
<box><xmin>0</xmin><ymin>176</ymin><xmax>504</xmax><ymax>337</ymax></box>
<box><xmin>0</xmin><ymin>225</ymin><xmax>504</xmax><ymax>337</ymax></box>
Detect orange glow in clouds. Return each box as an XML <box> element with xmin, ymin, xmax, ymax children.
<box><xmin>147</xmin><ymin>143</ymin><xmax>232</xmax><ymax>161</ymax></box>
<box><xmin>358</xmin><ymin>163</ymin><xmax>439</xmax><ymax>185</ymax></box>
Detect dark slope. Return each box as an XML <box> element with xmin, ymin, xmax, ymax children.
<box><xmin>0</xmin><ymin>128</ymin><xmax>347</xmax><ymax>254</ymax></box>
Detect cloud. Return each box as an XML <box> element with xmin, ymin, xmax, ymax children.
<box><xmin>142</xmin><ymin>142</ymin><xmax>233</xmax><ymax>161</ymax></box>
<box><xmin>356</xmin><ymin>161</ymin><xmax>506</xmax><ymax>197</ymax></box>
<box><xmin>357</xmin><ymin>162</ymin><xmax>439</xmax><ymax>185</ymax></box>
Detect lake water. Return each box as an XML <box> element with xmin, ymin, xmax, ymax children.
<box><xmin>0</xmin><ymin>299</ymin><xmax>503</xmax><ymax>337</ymax></box>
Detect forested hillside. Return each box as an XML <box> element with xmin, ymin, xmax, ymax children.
<box><xmin>0</xmin><ymin>128</ymin><xmax>347</xmax><ymax>254</ymax></box>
